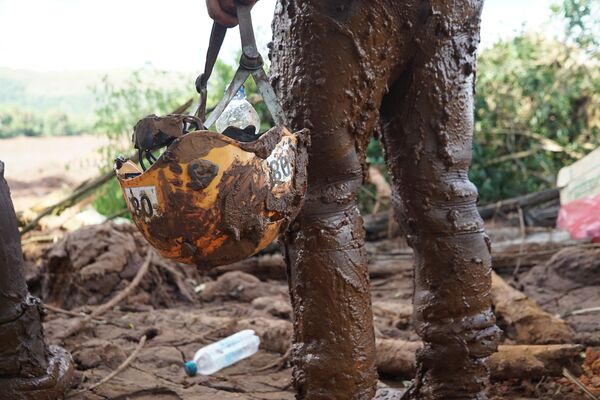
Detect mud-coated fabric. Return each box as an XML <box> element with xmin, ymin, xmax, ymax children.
<box><xmin>271</xmin><ymin>1</ymin><xmax>499</xmax><ymax>399</ymax></box>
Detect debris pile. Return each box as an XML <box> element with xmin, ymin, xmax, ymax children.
<box><xmin>23</xmin><ymin>221</ymin><xmax>599</xmax><ymax>399</ymax></box>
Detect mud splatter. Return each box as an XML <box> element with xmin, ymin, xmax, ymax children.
<box><xmin>271</xmin><ymin>0</ymin><xmax>497</xmax><ymax>398</ymax></box>
<box><xmin>117</xmin><ymin>127</ymin><xmax>308</xmax><ymax>269</ymax></box>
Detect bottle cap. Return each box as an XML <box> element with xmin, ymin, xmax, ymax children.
<box><xmin>184</xmin><ymin>361</ymin><xmax>198</xmax><ymax>376</ymax></box>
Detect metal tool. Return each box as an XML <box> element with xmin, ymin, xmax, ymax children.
<box><xmin>194</xmin><ymin>3</ymin><xmax>287</xmax><ymax>128</ymax></box>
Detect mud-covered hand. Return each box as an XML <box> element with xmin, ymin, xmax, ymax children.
<box><xmin>206</xmin><ymin>0</ymin><xmax>258</xmax><ymax>27</ymax></box>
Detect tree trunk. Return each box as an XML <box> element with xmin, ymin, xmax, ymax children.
<box><xmin>0</xmin><ymin>161</ymin><xmax>73</xmax><ymax>399</ymax></box>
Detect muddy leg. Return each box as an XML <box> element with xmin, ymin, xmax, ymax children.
<box><xmin>270</xmin><ymin>1</ymin><xmax>402</xmax><ymax>398</ymax></box>
<box><xmin>380</xmin><ymin>2</ymin><xmax>500</xmax><ymax>399</ymax></box>
<box><xmin>0</xmin><ymin>161</ymin><xmax>73</xmax><ymax>399</ymax></box>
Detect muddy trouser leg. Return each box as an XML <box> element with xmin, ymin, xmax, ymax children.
<box><xmin>0</xmin><ymin>161</ymin><xmax>73</xmax><ymax>399</ymax></box>
<box><xmin>270</xmin><ymin>1</ymin><xmax>402</xmax><ymax>398</ymax></box>
<box><xmin>379</xmin><ymin>2</ymin><xmax>500</xmax><ymax>399</ymax></box>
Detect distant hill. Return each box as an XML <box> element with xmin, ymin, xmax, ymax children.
<box><xmin>0</xmin><ymin>68</ymin><xmax>195</xmax><ymax>119</ymax></box>
<box><xmin>0</xmin><ymin>68</ymin><xmax>118</xmax><ymax>117</ymax></box>
<box><xmin>0</xmin><ymin>67</ymin><xmax>198</xmax><ymax>138</ymax></box>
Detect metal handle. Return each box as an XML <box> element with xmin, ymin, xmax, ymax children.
<box><xmin>199</xmin><ymin>2</ymin><xmax>288</xmax><ymax>129</ymax></box>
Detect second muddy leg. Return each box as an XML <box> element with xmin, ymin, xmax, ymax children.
<box><xmin>380</xmin><ymin>1</ymin><xmax>500</xmax><ymax>398</ymax></box>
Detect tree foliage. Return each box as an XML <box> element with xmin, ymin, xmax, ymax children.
<box><xmin>469</xmin><ymin>0</ymin><xmax>600</xmax><ymax>202</ymax></box>
<box><xmin>0</xmin><ymin>106</ymin><xmax>87</xmax><ymax>138</ymax></box>
<box><xmin>92</xmin><ymin>69</ymin><xmax>194</xmax><ymax>216</ymax></box>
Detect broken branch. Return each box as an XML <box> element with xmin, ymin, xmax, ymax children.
<box><xmin>491</xmin><ymin>271</ymin><xmax>574</xmax><ymax>344</ymax></box>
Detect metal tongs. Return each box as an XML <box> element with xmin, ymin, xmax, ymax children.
<box><xmin>194</xmin><ymin>3</ymin><xmax>286</xmax><ymax>129</ymax></box>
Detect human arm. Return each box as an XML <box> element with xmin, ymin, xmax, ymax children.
<box><xmin>205</xmin><ymin>0</ymin><xmax>258</xmax><ymax>27</ymax></box>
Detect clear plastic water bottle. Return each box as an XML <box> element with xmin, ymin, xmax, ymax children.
<box><xmin>183</xmin><ymin>329</ymin><xmax>260</xmax><ymax>376</ymax></box>
<box><xmin>215</xmin><ymin>87</ymin><xmax>261</xmax><ymax>135</ymax></box>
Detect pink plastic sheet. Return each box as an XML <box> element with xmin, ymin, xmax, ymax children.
<box><xmin>557</xmin><ymin>193</ymin><xmax>600</xmax><ymax>242</ymax></box>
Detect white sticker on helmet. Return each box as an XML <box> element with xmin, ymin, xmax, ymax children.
<box><xmin>266</xmin><ymin>138</ymin><xmax>294</xmax><ymax>184</ymax></box>
<box><xmin>125</xmin><ymin>186</ymin><xmax>160</xmax><ymax>220</ymax></box>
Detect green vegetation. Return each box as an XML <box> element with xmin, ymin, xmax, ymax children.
<box><xmin>0</xmin><ymin>68</ymin><xmax>100</xmax><ymax>137</ymax></box>
<box><xmin>470</xmin><ymin>0</ymin><xmax>599</xmax><ymax>202</ymax></box>
<box><xmin>0</xmin><ymin>106</ymin><xmax>88</xmax><ymax>138</ymax></box>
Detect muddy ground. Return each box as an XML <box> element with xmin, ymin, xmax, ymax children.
<box><xmin>2</xmin><ymin>135</ymin><xmax>107</xmax><ymax>213</ymax></box>
<box><xmin>17</xmin><ymin>221</ymin><xmax>600</xmax><ymax>400</ymax></box>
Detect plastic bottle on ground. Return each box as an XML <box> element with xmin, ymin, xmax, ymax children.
<box><xmin>183</xmin><ymin>329</ymin><xmax>260</xmax><ymax>376</ymax></box>
<box><xmin>215</xmin><ymin>87</ymin><xmax>261</xmax><ymax>135</ymax></box>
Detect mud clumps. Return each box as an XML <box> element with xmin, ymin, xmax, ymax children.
<box><xmin>40</xmin><ymin>222</ymin><xmax>202</xmax><ymax>310</ymax></box>
<box><xmin>520</xmin><ymin>246</ymin><xmax>600</xmax><ymax>345</ymax></box>
<box><xmin>200</xmin><ymin>271</ymin><xmax>287</xmax><ymax>303</ymax></box>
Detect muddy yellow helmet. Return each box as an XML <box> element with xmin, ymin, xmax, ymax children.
<box><xmin>114</xmin><ymin>7</ymin><xmax>308</xmax><ymax>268</ymax></box>
<box><xmin>115</xmin><ymin>125</ymin><xmax>307</xmax><ymax>268</ymax></box>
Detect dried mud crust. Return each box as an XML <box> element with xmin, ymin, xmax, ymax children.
<box><xmin>519</xmin><ymin>246</ymin><xmax>600</xmax><ymax>346</ymax></box>
<box><xmin>43</xmin><ymin>282</ymin><xmax>593</xmax><ymax>400</ymax></box>
<box><xmin>37</xmin><ymin>222</ymin><xmax>204</xmax><ymax>310</ymax></box>
<box><xmin>32</xmin><ymin>225</ymin><xmax>598</xmax><ymax>399</ymax></box>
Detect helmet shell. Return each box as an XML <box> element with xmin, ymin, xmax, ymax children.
<box><xmin>116</xmin><ymin>126</ymin><xmax>308</xmax><ymax>268</ymax></box>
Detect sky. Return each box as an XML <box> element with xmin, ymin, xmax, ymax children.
<box><xmin>0</xmin><ymin>0</ymin><xmax>557</xmax><ymax>72</ymax></box>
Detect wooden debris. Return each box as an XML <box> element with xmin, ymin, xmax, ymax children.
<box><xmin>208</xmin><ymin>254</ymin><xmax>287</xmax><ymax>280</ymax></box>
<box><xmin>375</xmin><ymin>338</ymin><xmax>583</xmax><ymax>380</ymax></box>
<box><xmin>491</xmin><ymin>271</ymin><xmax>574</xmax><ymax>344</ymax></box>
<box><xmin>208</xmin><ymin>250</ymin><xmax>414</xmax><ymax>280</ymax></box>
<box><xmin>491</xmin><ymin>344</ymin><xmax>584</xmax><ymax>380</ymax></box>
<box><xmin>226</xmin><ymin>317</ymin><xmax>583</xmax><ymax>381</ymax></box>
<box><xmin>375</xmin><ymin>338</ymin><xmax>421</xmax><ymax>377</ymax></box>
<box><xmin>478</xmin><ymin>188</ymin><xmax>559</xmax><ymax>220</ymax></box>
<box><xmin>363</xmin><ymin>187</ymin><xmax>560</xmax><ymax>240</ymax></box>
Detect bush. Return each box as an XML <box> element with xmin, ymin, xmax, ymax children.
<box><xmin>91</xmin><ymin>68</ymin><xmax>194</xmax><ymax>216</ymax></box>
<box><xmin>470</xmin><ymin>0</ymin><xmax>600</xmax><ymax>202</ymax></box>
<box><xmin>0</xmin><ymin>106</ymin><xmax>87</xmax><ymax>138</ymax></box>
<box><xmin>471</xmin><ymin>33</ymin><xmax>600</xmax><ymax>202</ymax></box>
